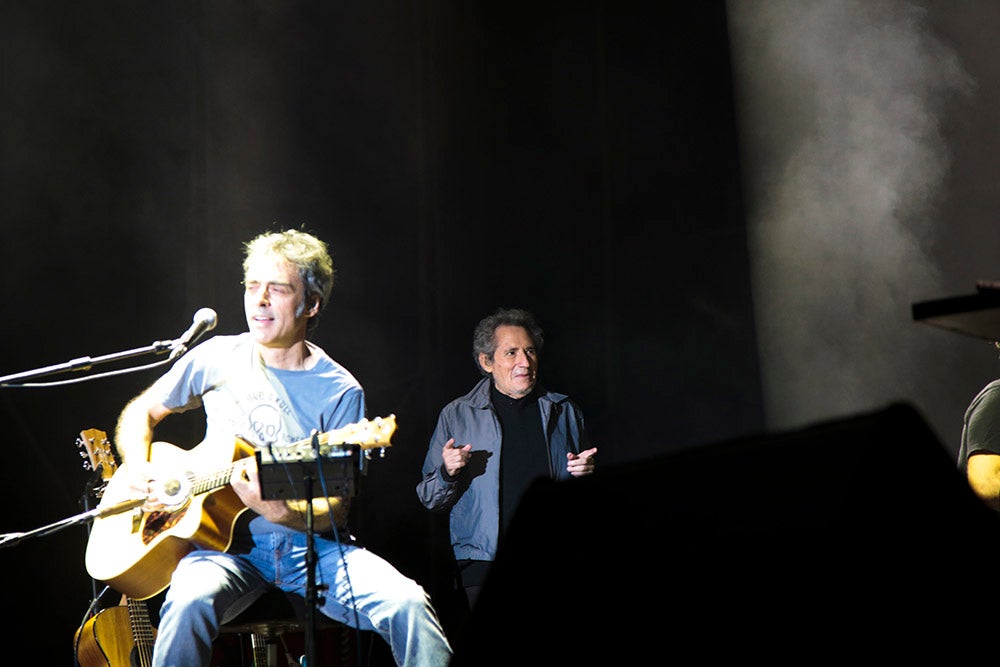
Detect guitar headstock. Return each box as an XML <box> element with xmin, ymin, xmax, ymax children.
<box><xmin>77</xmin><ymin>428</ymin><xmax>117</xmax><ymax>481</ymax></box>
<box><xmin>322</xmin><ymin>414</ymin><xmax>397</xmax><ymax>450</ymax></box>
<box><xmin>257</xmin><ymin>416</ymin><xmax>397</xmax><ymax>468</ymax></box>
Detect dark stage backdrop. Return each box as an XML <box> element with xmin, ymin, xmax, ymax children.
<box><xmin>0</xmin><ymin>2</ymin><xmax>760</xmax><ymax>663</ymax></box>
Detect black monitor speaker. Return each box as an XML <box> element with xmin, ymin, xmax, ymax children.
<box><xmin>451</xmin><ymin>403</ymin><xmax>999</xmax><ymax>664</ymax></box>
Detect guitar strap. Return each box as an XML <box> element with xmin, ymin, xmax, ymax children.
<box><xmin>247</xmin><ymin>345</ymin><xmax>348</xmax><ymax>527</ymax></box>
<box><xmin>207</xmin><ymin>342</ymin><xmax>310</xmax><ymax>452</ymax></box>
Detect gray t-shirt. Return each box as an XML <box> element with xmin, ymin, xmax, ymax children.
<box><xmin>958</xmin><ymin>379</ymin><xmax>1000</xmax><ymax>470</ymax></box>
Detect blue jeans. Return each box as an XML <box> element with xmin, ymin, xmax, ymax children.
<box><xmin>152</xmin><ymin>530</ymin><xmax>453</xmax><ymax>666</ymax></box>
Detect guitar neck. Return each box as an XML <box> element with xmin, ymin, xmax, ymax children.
<box><xmin>126</xmin><ymin>597</ymin><xmax>155</xmax><ymax>662</ymax></box>
<box><xmin>189</xmin><ymin>463</ymin><xmax>239</xmax><ymax>496</ymax></box>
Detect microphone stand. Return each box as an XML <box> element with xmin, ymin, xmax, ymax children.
<box><xmin>303</xmin><ymin>467</ymin><xmax>318</xmax><ymax>667</ymax></box>
<box><xmin>0</xmin><ymin>497</ymin><xmax>145</xmax><ymax>549</ymax></box>
<box><xmin>257</xmin><ymin>432</ymin><xmax>363</xmax><ymax>667</ymax></box>
<box><xmin>0</xmin><ymin>340</ymin><xmax>174</xmax><ymax>385</ymax></box>
<box><xmin>81</xmin><ymin>477</ymin><xmax>103</xmax><ymax>602</ymax></box>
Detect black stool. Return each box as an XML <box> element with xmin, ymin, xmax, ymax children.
<box><xmin>217</xmin><ymin>588</ymin><xmax>347</xmax><ymax>667</ymax></box>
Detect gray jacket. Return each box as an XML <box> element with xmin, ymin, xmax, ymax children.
<box><xmin>416</xmin><ymin>376</ymin><xmax>590</xmax><ymax>562</ymax></box>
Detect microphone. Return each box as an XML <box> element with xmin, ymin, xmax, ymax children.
<box><xmin>168</xmin><ymin>307</ymin><xmax>218</xmax><ymax>360</ymax></box>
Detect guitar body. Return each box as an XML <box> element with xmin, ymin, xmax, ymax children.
<box><xmin>85</xmin><ymin>439</ymin><xmax>254</xmax><ymax>600</ymax></box>
<box><xmin>75</xmin><ymin>600</ymin><xmax>158</xmax><ymax>667</ymax></box>
<box><xmin>83</xmin><ymin>416</ymin><xmax>396</xmax><ymax>601</ymax></box>
<box><xmin>75</xmin><ymin>605</ymin><xmax>132</xmax><ymax>667</ymax></box>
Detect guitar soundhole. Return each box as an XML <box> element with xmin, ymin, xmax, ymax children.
<box><xmin>142</xmin><ymin>507</ymin><xmax>188</xmax><ymax>545</ymax></box>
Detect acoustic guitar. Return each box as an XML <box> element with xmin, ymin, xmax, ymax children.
<box><xmin>84</xmin><ymin>416</ymin><xmax>396</xmax><ymax>600</ymax></box>
<box><xmin>74</xmin><ymin>428</ymin><xmax>157</xmax><ymax>667</ymax></box>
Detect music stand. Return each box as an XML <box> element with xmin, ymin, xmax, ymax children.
<box><xmin>912</xmin><ymin>281</ymin><xmax>1000</xmax><ymax>341</ymax></box>
<box><xmin>256</xmin><ymin>434</ymin><xmax>362</xmax><ymax>667</ymax></box>
<box><xmin>257</xmin><ymin>443</ymin><xmax>361</xmax><ymax>501</ymax></box>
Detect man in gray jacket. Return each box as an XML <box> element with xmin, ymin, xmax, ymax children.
<box><xmin>416</xmin><ymin>307</ymin><xmax>597</xmax><ymax>614</ymax></box>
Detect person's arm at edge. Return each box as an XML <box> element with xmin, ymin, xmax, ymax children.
<box><xmin>967</xmin><ymin>452</ymin><xmax>1000</xmax><ymax>511</ymax></box>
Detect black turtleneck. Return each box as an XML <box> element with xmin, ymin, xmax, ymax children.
<box><xmin>491</xmin><ymin>382</ymin><xmax>550</xmax><ymax>535</ymax></box>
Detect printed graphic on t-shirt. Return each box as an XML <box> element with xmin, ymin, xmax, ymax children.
<box><xmin>248</xmin><ymin>402</ymin><xmax>283</xmax><ymax>446</ymax></box>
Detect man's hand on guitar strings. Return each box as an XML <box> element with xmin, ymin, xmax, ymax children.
<box><xmin>120</xmin><ymin>460</ymin><xmax>189</xmax><ymax>512</ymax></box>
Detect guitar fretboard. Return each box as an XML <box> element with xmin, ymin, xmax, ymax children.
<box><xmin>190</xmin><ymin>464</ymin><xmax>238</xmax><ymax>496</ymax></box>
<box><xmin>126</xmin><ymin>597</ymin><xmax>155</xmax><ymax>667</ymax></box>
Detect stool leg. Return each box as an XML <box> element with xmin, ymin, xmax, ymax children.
<box><xmin>277</xmin><ymin>634</ymin><xmax>303</xmax><ymax>667</ymax></box>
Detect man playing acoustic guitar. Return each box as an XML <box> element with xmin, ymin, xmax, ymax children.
<box><xmin>106</xmin><ymin>228</ymin><xmax>452</xmax><ymax>666</ymax></box>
